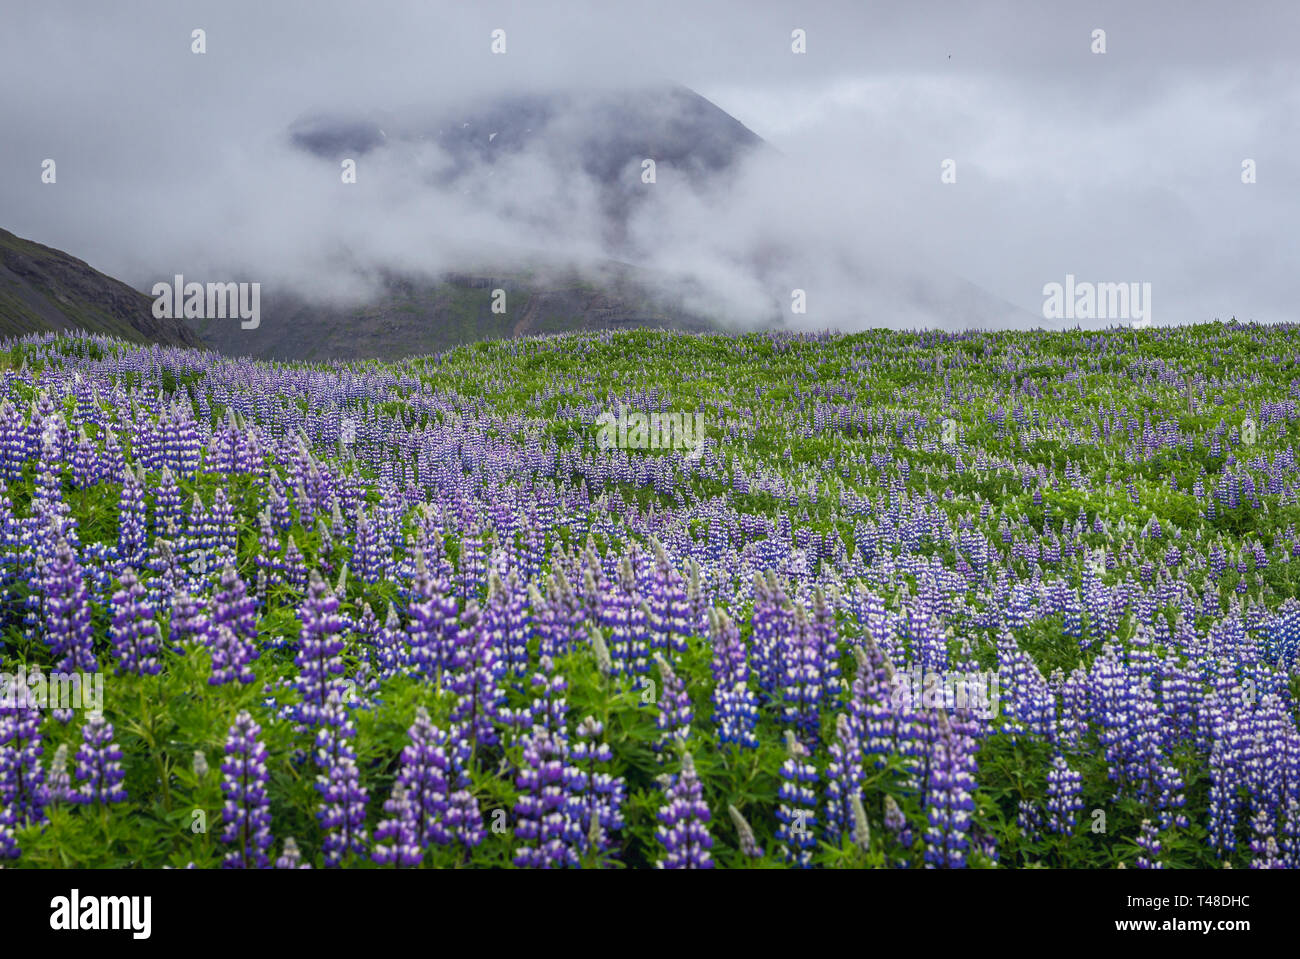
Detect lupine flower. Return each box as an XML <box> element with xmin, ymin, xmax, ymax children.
<box><xmin>566</xmin><ymin>715</ymin><xmax>625</xmax><ymax>862</ymax></box>
<box><xmin>42</xmin><ymin>537</ymin><xmax>98</xmax><ymax>677</ymax></box>
<box><xmin>373</xmin><ymin>707</ymin><xmax>452</xmax><ymax>866</ymax></box>
<box><xmin>653</xmin><ymin>654</ymin><xmax>692</xmax><ymax>755</ymax></box>
<box><xmin>1046</xmin><ymin>754</ymin><xmax>1083</xmax><ymax>835</ymax></box>
<box><xmin>709</xmin><ymin>609</ymin><xmax>758</xmax><ymax>748</ymax></box>
<box><xmin>220</xmin><ymin>711</ymin><xmax>272</xmax><ymax>869</ymax></box>
<box><xmin>109</xmin><ymin>567</ymin><xmax>162</xmax><ymax>675</ymax></box>
<box><xmin>313</xmin><ymin>694</ymin><xmax>369</xmax><ymax>866</ymax></box>
<box><xmin>924</xmin><ymin>712</ymin><xmax>976</xmax><ymax>869</ymax></box>
<box><xmin>655</xmin><ymin>751</ymin><xmax>713</xmax><ymax>869</ymax></box>
<box><xmin>275</xmin><ymin>836</ymin><xmax>311</xmax><ymax>869</ymax></box>
<box><xmin>405</xmin><ymin>549</ymin><xmax>458</xmax><ymax>684</ymax></box>
<box><xmin>776</xmin><ymin>729</ymin><xmax>818</xmax><ymax>867</ymax></box>
<box><xmin>371</xmin><ymin>784</ymin><xmax>422</xmax><ymax>868</ymax></box>
<box><xmin>1135</xmin><ymin>819</ymin><xmax>1163</xmax><ymax>869</ymax></box>
<box><xmin>295</xmin><ymin>571</ymin><xmax>348</xmax><ymax>726</ymax></box>
<box><xmin>514</xmin><ymin>724</ymin><xmax>578</xmax><ymax>868</ymax></box>
<box><xmin>0</xmin><ymin>671</ymin><xmax>48</xmax><ymax>824</ymax></box>
<box><xmin>72</xmin><ymin>711</ymin><xmax>127</xmax><ymax>806</ymax></box>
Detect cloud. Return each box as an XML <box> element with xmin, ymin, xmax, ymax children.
<box><xmin>0</xmin><ymin>0</ymin><xmax>1295</xmax><ymax>334</ymax></box>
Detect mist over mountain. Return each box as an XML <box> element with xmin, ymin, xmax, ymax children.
<box><xmin>200</xmin><ymin>85</ymin><xmax>769</xmax><ymax>359</ymax></box>
<box><xmin>2</xmin><ymin>0</ymin><xmax>1293</xmax><ymax>354</ymax></box>
<box><xmin>195</xmin><ymin>83</ymin><xmax>1040</xmax><ymax>360</ymax></box>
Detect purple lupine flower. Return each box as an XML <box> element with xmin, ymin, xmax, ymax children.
<box><xmin>825</xmin><ymin>713</ymin><xmax>865</xmax><ymax>847</ymax></box>
<box><xmin>709</xmin><ymin>609</ymin><xmax>758</xmax><ymax>748</ymax></box>
<box><xmin>448</xmin><ymin>602</ymin><xmax>506</xmax><ymax>763</ymax></box>
<box><xmin>1135</xmin><ymin>819</ymin><xmax>1163</xmax><ymax>869</ymax></box>
<box><xmin>42</xmin><ymin>537</ymin><xmax>98</xmax><ymax>676</ymax></box>
<box><xmin>314</xmin><ymin>695</ymin><xmax>369</xmax><ymax>866</ymax></box>
<box><xmin>1017</xmin><ymin>799</ymin><xmax>1044</xmax><ymax>845</ymax></box>
<box><xmin>776</xmin><ymin>729</ymin><xmax>818</xmax><ymax>867</ymax></box>
<box><xmin>602</xmin><ymin>558</ymin><xmax>649</xmax><ymax>679</ymax></box>
<box><xmin>151</xmin><ymin>466</ymin><xmax>185</xmax><ymax>538</ymax></box>
<box><xmin>405</xmin><ymin>549</ymin><xmax>459</xmax><ymax>684</ymax></box>
<box><xmin>646</xmin><ymin>540</ymin><xmax>690</xmax><ymax>656</ymax></box>
<box><xmin>295</xmin><ymin>571</ymin><xmax>347</xmax><ymax>726</ymax></box>
<box><xmin>1046</xmin><ymin>754</ymin><xmax>1083</xmax><ymax>835</ymax></box>
<box><xmin>655</xmin><ymin>751</ymin><xmax>713</xmax><ymax>869</ymax></box>
<box><xmin>380</xmin><ymin>707</ymin><xmax>452</xmax><ymax>864</ymax></box>
<box><xmin>565</xmin><ymin>715</ymin><xmax>625</xmax><ymax>862</ymax></box>
<box><xmin>212</xmin><ymin>565</ymin><xmax>258</xmax><ymax>649</ymax></box>
<box><xmin>518</xmin><ymin>655</ymin><xmax>568</xmax><ymax>735</ymax></box>
<box><xmin>513</xmin><ymin>725</ymin><xmax>578</xmax><ymax>868</ymax></box>
<box><xmin>254</xmin><ymin>511</ymin><xmax>284</xmax><ymax>593</ymax></box>
<box><xmin>209</xmin><ymin>625</ymin><xmax>257</xmax><ymax>686</ymax></box>
<box><xmin>275</xmin><ymin>836</ymin><xmax>311</xmax><ymax>869</ymax></box>
<box><xmin>0</xmin><ymin>670</ymin><xmax>48</xmax><ymax>825</ymax></box>
<box><xmin>220</xmin><ymin>710</ymin><xmax>273</xmax><ymax>869</ymax></box>
<box><xmin>72</xmin><ymin>711</ymin><xmax>127</xmax><ymax>806</ymax></box>
<box><xmin>653</xmin><ymin>654</ymin><xmax>692</xmax><ymax>755</ymax></box>
<box><xmin>376</xmin><ymin>602</ymin><xmax>406</xmax><ymax>679</ymax></box>
<box><xmin>923</xmin><ymin>712</ymin><xmax>976</xmax><ymax>869</ymax></box>
<box><xmin>372</xmin><ymin>784</ymin><xmax>422</xmax><ymax>868</ymax></box>
<box><xmin>117</xmin><ymin>469</ymin><xmax>148</xmax><ymax>570</ymax></box>
<box><xmin>483</xmin><ymin>569</ymin><xmax>531</xmax><ymax>678</ymax></box>
<box><xmin>109</xmin><ymin>567</ymin><xmax>162</xmax><ymax>676</ymax></box>
<box><xmin>0</xmin><ymin>810</ymin><xmax>18</xmax><ymax>861</ymax></box>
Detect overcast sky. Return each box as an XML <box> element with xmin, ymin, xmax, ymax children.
<box><xmin>1</xmin><ymin>0</ymin><xmax>1296</xmax><ymax>330</ymax></box>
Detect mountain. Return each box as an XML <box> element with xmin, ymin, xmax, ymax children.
<box><xmin>0</xmin><ymin>228</ymin><xmax>202</xmax><ymax>347</ymax></box>
<box><xmin>190</xmin><ymin>86</ymin><xmax>763</xmax><ymax>360</ymax></box>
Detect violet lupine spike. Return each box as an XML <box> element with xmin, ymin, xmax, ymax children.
<box><xmin>565</xmin><ymin>715</ymin><xmax>625</xmax><ymax>862</ymax></box>
<box><xmin>72</xmin><ymin>711</ymin><xmax>127</xmax><ymax>806</ymax></box>
<box><xmin>371</xmin><ymin>784</ymin><xmax>422</xmax><ymax>868</ymax></box>
<box><xmin>214</xmin><ymin>562</ymin><xmax>258</xmax><ymax>636</ymax></box>
<box><xmin>652</xmin><ymin>653</ymin><xmax>692</xmax><ymax>757</ymax></box>
<box><xmin>513</xmin><ymin>724</ymin><xmax>579</xmax><ymax>868</ymax></box>
<box><xmin>384</xmin><ymin>706</ymin><xmax>453</xmax><ymax>864</ymax></box>
<box><xmin>220</xmin><ymin>710</ymin><xmax>273</xmax><ymax>869</ymax></box>
<box><xmin>923</xmin><ymin>712</ymin><xmax>976</xmax><ymax>869</ymax></box>
<box><xmin>295</xmin><ymin>570</ymin><xmax>348</xmax><ymax>726</ymax></box>
<box><xmin>776</xmin><ymin>729</ymin><xmax>818</xmax><ymax>868</ymax></box>
<box><xmin>709</xmin><ymin>609</ymin><xmax>759</xmax><ymax>749</ymax></box>
<box><xmin>448</xmin><ymin>601</ymin><xmax>506</xmax><ymax>762</ymax></box>
<box><xmin>0</xmin><ymin>671</ymin><xmax>48</xmax><ymax>825</ymax></box>
<box><xmin>1135</xmin><ymin>819</ymin><xmax>1163</xmax><ymax>869</ymax></box>
<box><xmin>1045</xmin><ymin>754</ymin><xmax>1083</xmax><ymax>835</ymax></box>
<box><xmin>405</xmin><ymin>549</ymin><xmax>458</xmax><ymax>685</ymax></box>
<box><xmin>313</xmin><ymin>693</ymin><xmax>369</xmax><ymax>867</ymax></box>
<box><xmin>655</xmin><ymin>751</ymin><xmax>714</xmax><ymax>870</ymax></box>
<box><xmin>109</xmin><ymin>567</ymin><xmax>162</xmax><ymax>676</ymax></box>
<box><xmin>825</xmin><ymin>713</ymin><xmax>865</xmax><ymax>847</ymax></box>
<box><xmin>42</xmin><ymin>537</ymin><xmax>98</xmax><ymax>676</ymax></box>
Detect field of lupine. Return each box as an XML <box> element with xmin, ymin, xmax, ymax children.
<box><xmin>1</xmin><ymin>322</ymin><xmax>1299</xmax><ymax>869</ymax></box>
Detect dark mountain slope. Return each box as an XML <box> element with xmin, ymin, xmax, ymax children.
<box><xmin>0</xmin><ymin>228</ymin><xmax>202</xmax><ymax>347</ymax></box>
